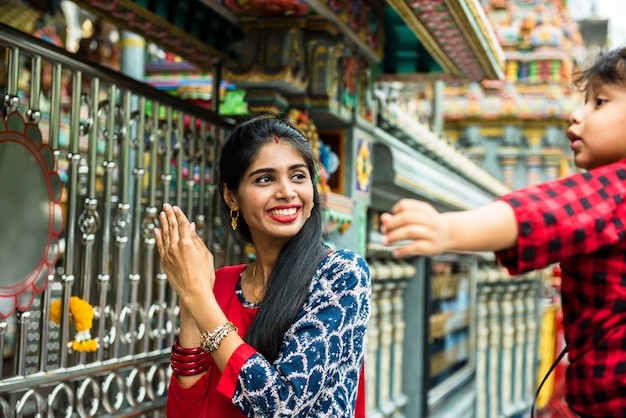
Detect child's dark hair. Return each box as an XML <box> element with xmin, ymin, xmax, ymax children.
<box><xmin>217</xmin><ymin>115</ymin><xmax>328</xmax><ymax>362</ymax></box>
<box><xmin>573</xmin><ymin>46</ymin><xmax>626</xmax><ymax>92</ymax></box>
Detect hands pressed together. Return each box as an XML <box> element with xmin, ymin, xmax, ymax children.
<box><xmin>155</xmin><ymin>203</ymin><xmax>216</xmax><ymax>302</ymax></box>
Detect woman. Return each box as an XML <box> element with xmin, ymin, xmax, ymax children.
<box><xmin>156</xmin><ymin>116</ymin><xmax>371</xmax><ymax>417</ymax></box>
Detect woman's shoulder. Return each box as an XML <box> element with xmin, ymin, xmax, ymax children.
<box><xmin>326</xmin><ymin>248</ymin><xmax>363</xmax><ymax>260</ymax></box>
<box><xmin>318</xmin><ymin>249</ymin><xmax>370</xmax><ymax>282</ymax></box>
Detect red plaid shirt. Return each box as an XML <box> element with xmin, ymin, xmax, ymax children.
<box><xmin>496</xmin><ymin>159</ymin><xmax>626</xmax><ymax>418</ymax></box>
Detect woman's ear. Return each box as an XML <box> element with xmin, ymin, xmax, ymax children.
<box><xmin>222</xmin><ymin>186</ymin><xmax>239</xmax><ymax>211</ymax></box>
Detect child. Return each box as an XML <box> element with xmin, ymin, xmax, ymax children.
<box><xmin>380</xmin><ymin>46</ymin><xmax>626</xmax><ymax>418</ymax></box>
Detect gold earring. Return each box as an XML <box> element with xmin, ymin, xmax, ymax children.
<box><xmin>308</xmin><ymin>202</ymin><xmax>314</xmax><ymax>219</ymax></box>
<box><xmin>230</xmin><ymin>210</ymin><xmax>239</xmax><ymax>230</ymax></box>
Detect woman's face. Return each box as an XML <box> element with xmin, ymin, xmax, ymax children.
<box><xmin>224</xmin><ymin>140</ymin><xmax>314</xmax><ymax>247</ymax></box>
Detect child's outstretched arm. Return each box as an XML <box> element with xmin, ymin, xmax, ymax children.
<box><xmin>380</xmin><ymin>198</ymin><xmax>519</xmax><ymax>258</ymax></box>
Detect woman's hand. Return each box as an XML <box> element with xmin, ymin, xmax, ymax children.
<box><xmin>155</xmin><ymin>204</ymin><xmax>216</xmax><ymax>301</ymax></box>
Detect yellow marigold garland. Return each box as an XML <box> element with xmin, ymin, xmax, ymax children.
<box><xmin>50</xmin><ymin>296</ymin><xmax>98</xmax><ymax>353</ymax></box>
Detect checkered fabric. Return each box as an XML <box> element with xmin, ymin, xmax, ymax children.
<box><xmin>495</xmin><ymin>159</ymin><xmax>626</xmax><ymax>417</ymax></box>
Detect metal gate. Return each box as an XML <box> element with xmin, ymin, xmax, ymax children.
<box><xmin>0</xmin><ymin>22</ymin><xmax>239</xmax><ymax>417</ymax></box>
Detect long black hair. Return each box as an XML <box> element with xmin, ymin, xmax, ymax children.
<box><xmin>217</xmin><ymin>115</ymin><xmax>328</xmax><ymax>362</ymax></box>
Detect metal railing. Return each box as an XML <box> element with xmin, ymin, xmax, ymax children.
<box><xmin>0</xmin><ymin>22</ymin><xmax>238</xmax><ymax>417</ymax></box>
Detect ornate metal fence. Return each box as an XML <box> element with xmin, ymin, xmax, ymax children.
<box><xmin>0</xmin><ymin>23</ymin><xmax>236</xmax><ymax>417</ymax></box>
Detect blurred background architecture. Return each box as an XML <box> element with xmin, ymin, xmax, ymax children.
<box><xmin>0</xmin><ymin>0</ymin><xmax>614</xmax><ymax>417</ymax></box>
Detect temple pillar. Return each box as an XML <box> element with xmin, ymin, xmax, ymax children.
<box><xmin>391</xmin><ymin>277</ymin><xmax>409</xmax><ymax>416</ymax></box>
<box><xmin>498</xmin><ymin>151</ymin><xmax>518</xmax><ymax>189</ymax></box>
<box><xmin>512</xmin><ymin>282</ymin><xmax>528</xmax><ymax>411</ymax></box>
<box><xmin>543</xmin><ymin>149</ymin><xmax>563</xmax><ymax>182</ymax></box>
<box><xmin>486</xmin><ymin>284</ymin><xmax>504</xmax><ymax>418</ymax></box>
<box><xmin>475</xmin><ymin>280</ymin><xmax>490</xmax><ymax>418</ymax></box>
<box><xmin>526</xmin><ymin>154</ymin><xmax>542</xmax><ymax>185</ymax></box>
<box><xmin>499</xmin><ymin>284</ymin><xmax>516</xmax><ymax>415</ymax></box>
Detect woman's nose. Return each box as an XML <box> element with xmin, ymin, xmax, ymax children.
<box><xmin>276</xmin><ymin>182</ymin><xmax>296</xmax><ymax>200</ymax></box>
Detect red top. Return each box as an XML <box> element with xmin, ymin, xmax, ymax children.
<box><xmin>496</xmin><ymin>160</ymin><xmax>626</xmax><ymax>416</ymax></box>
<box><xmin>166</xmin><ymin>263</ymin><xmax>366</xmax><ymax>417</ymax></box>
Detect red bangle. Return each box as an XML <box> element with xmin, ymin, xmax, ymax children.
<box><xmin>170</xmin><ymin>350</ymin><xmax>209</xmax><ymax>363</ymax></box>
<box><xmin>172</xmin><ymin>340</ymin><xmax>204</xmax><ymax>355</ymax></box>
<box><xmin>170</xmin><ymin>355</ymin><xmax>211</xmax><ymax>371</ymax></box>
<box><xmin>171</xmin><ymin>361</ymin><xmax>211</xmax><ymax>376</ymax></box>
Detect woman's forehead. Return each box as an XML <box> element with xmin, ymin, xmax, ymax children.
<box><xmin>249</xmin><ymin>141</ymin><xmax>307</xmax><ymax>167</ymax></box>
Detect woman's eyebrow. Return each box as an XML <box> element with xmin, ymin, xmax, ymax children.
<box><xmin>248</xmin><ymin>163</ymin><xmax>308</xmax><ymax>178</ymax></box>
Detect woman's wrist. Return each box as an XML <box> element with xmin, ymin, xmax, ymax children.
<box><xmin>170</xmin><ymin>338</ymin><xmax>211</xmax><ymax>376</ymax></box>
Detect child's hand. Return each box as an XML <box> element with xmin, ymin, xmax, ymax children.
<box><xmin>380</xmin><ymin>199</ymin><xmax>449</xmax><ymax>258</ymax></box>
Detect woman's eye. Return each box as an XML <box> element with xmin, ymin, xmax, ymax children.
<box><xmin>292</xmin><ymin>173</ymin><xmax>307</xmax><ymax>180</ymax></box>
<box><xmin>256</xmin><ymin>175</ymin><xmax>272</xmax><ymax>183</ymax></box>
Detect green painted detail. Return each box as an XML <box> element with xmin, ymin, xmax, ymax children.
<box><xmin>382</xmin><ymin>6</ymin><xmax>443</xmax><ymax>75</ymax></box>
<box><xmin>220</xmin><ymin>90</ymin><xmax>249</xmax><ymax>115</ymax></box>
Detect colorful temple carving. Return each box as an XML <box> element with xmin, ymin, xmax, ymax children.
<box><xmin>441</xmin><ymin>0</ymin><xmax>585</xmax><ymax>189</ymax></box>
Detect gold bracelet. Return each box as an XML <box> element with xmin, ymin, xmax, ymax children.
<box><xmin>200</xmin><ymin>321</ymin><xmax>238</xmax><ymax>353</ymax></box>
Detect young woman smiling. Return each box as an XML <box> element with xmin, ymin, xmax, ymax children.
<box><xmin>156</xmin><ymin>116</ymin><xmax>371</xmax><ymax>417</ymax></box>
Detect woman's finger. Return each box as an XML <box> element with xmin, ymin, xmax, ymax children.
<box><xmin>155</xmin><ymin>227</ymin><xmax>164</xmax><ymax>258</ymax></box>
<box><xmin>158</xmin><ymin>204</ymin><xmax>171</xmax><ymax>253</ymax></box>
<box><xmin>164</xmin><ymin>203</ymin><xmax>180</xmax><ymax>246</ymax></box>
<box><xmin>174</xmin><ymin>206</ymin><xmax>192</xmax><ymax>240</ymax></box>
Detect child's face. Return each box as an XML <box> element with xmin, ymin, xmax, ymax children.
<box><xmin>567</xmin><ymin>82</ymin><xmax>626</xmax><ymax>170</ymax></box>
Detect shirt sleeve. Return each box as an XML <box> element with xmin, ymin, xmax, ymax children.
<box><xmin>495</xmin><ymin>160</ymin><xmax>626</xmax><ymax>274</ymax></box>
<box><xmin>166</xmin><ymin>371</ymin><xmax>210</xmax><ymax>418</ymax></box>
<box><xmin>217</xmin><ymin>249</ymin><xmax>371</xmax><ymax>417</ymax></box>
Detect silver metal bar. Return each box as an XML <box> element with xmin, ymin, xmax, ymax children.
<box><xmin>15</xmin><ymin>311</ymin><xmax>31</xmax><ymax>375</ymax></box>
<box><xmin>6</xmin><ymin>47</ymin><xmax>19</xmax><ymax>100</ymax></box>
<box><xmin>185</xmin><ymin>117</ymin><xmax>196</xmax><ymax>219</ymax></box>
<box><xmin>80</xmin><ymin>198</ymin><xmax>98</xmax><ymax>305</ymax></box>
<box><xmin>175</xmin><ymin>112</ymin><xmax>184</xmax><ymax>208</ymax></box>
<box><xmin>63</xmin><ymin>71</ymin><xmax>83</xmax><ymax>279</ymax></box>
<box><xmin>143</xmin><ymin>101</ymin><xmax>161</xmax><ymax>352</ymax></box>
<box><xmin>113</xmin><ymin>201</ymin><xmax>130</xmax><ymax>358</ymax></box>
<box><xmin>209</xmin><ymin>129</ymin><xmax>225</xmax><ymax>267</ymax></box>
<box><xmin>111</xmin><ymin>91</ymin><xmax>133</xmax><ymax>357</ymax></box>
<box><xmin>205</xmin><ymin>127</ymin><xmax>217</xmax><ymax>248</ymax></box>
<box><xmin>119</xmin><ymin>91</ymin><xmax>132</xmax><ymax>204</ymax></box>
<box><xmin>96</xmin><ymin>275</ymin><xmax>109</xmax><ymax>363</ymax></box>
<box><xmin>195</xmin><ymin>123</ymin><xmax>207</xmax><ymax>242</ymax></box>
<box><xmin>131</xmin><ymin>97</ymin><xmax>146</xmax><ymax>278</ymax></box>
<box><xmin>49</xmin><ymin>63</ymin><xmax>62</xmax><ymax>152</ymax></box>
<box><xmin>87</xmin><ymin>78</ymin><xmax>100</xmax><ymax>200</ymax></box>
<box><xmin>149</xmin><ymin>102</ymin><xmax>160</xmax><ymax>209</ymax></box>
<box><xmin>60</xmin><ymin>274</ymin><xmax>74</xmax><ymax>368</ymax></box>
<box><xmin>80</xmin><ymin>78</ymin><xmax>101</xmax><ymax>307</ymax></box>
<box><xmin>162</xmin><ymin>107</ymin><xmax>173</xmax><ymax>204</ymax></box>
<box><xmin>127</xmin><ymin>275</ymin><xmax>140</xmax><ymax>356</ymax></box>
<box><xmin>0</xmin><ymin>321</ymin><xmax>7</xmax><ymax>378</ymax></box>
<box><xmin>28</xmin><ymin>55</ymin><xmax>41</xmax><ymax>122</ymax></box>
<box><xmin>99</xmin><ymin>85</ymin><xmax>117</xmax><ymax>359</ymax></box>
<box><xmin>158</xmin><ymin>273</ymin><xmax>171</xmax><ymax>349</ymax></box>
<box><xmin>163</xmin><ymin>108</ymin><xmax>176</xmax><ymax>348</ymax></box>
<box><xmin>38</xmin><ymin>277</ymin><xmax>55</xmax><ymax>372</ymax></box>
<box><xmin>0</xmin><ymin>351</ymin><xmax>169</xmax><ymax>393</ymax></box>
<box><xmin>101</xmin><ymin>88</ymin><xmax>118</xmax><ymax>268</ymax></box>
